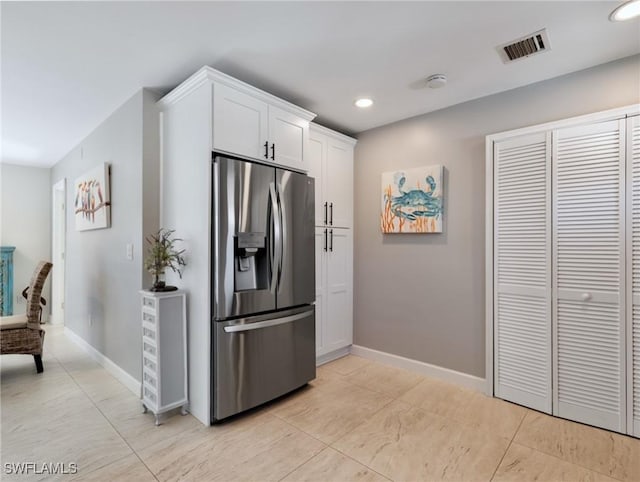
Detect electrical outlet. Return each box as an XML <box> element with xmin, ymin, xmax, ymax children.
<box><xmin>16</xmin><ymin>295</ymin><xmax>25</xmax><ymax>304</ymax></box>
<box><xmin>126</xmin><ymin>243</ymin><xmax>133</xmax><ymax>261</ymax></box>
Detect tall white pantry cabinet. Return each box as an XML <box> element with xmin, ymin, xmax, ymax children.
<box><xmin>486</xmin><ymin>104</ymin><xmax>640</xmax><ymax>437</ymax></box>
<box><xmin>158</xmin><ymin>66</ymin><xmax>355</xmax><ymax>424</ymax></box>
<box><xmin>308</xmin><ymin>124</ymin><xmax>356</xmax><ymax>362</ymax></box>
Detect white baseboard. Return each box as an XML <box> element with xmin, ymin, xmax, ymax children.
<box><xmin>350</xmin><ymin>345</ymin><xmax>486</xmax><ymax>392</ymax></box>
<box><xmin>316</xmin><ymin>346</ymin><xmax>350</xmax><ymax>366</ymax></box>
<box><xmin>64</xmin><ymin>327</ymin><xmax>141</xmax><ymax>396</ymax></box>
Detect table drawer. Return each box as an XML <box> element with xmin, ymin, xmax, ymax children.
<box><xmin>142</xmin><ymin>324</ymin><xmax>156</xmax><ymax>342</ymax></box>
<box><xmin>143</xmin><ymin>370</ymin><xmax>158</xmax><ymax>390</ymax></box>
<box><xmin>142</xmin><ymin>296</ymin><xmax>156</xmax><ymax>311</ymax></box>
<box><xmin>143</xmin><ymin>386</ymin><xmax>157</xmax><ymax>405</ymax></box>
<box><xmin>142</xmin><ymin>311</ymin><xmax>156</xmax><ymax>325</ymax></box>
<box><xmin>143</xmin><ymin>340</ymin><xmax>157</xmax><ymax>358</ymax></box>
<box><xmin>143</xmin><ymin>355</ymin><xmax>157</xmax><ymax>373</ymax></box>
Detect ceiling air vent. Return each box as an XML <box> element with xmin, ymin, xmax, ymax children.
<box><xmin>498</xmin><ymin>29</ymin><xmax>551</xmax><ymax>63</ymax></box>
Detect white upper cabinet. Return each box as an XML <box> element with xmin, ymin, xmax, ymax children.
<box><xmin>213</xmin><ymin>83</ymin><xmax>268</xmax><ymax>162</ymax></box>
<box><xmin>308</xmin><ymin>133</ymin><xmax>326</xmax><ymax>223</ymax></box>
<box><xmin>210</xmin><ymin>72</ymin><xmax>315</xmax><ymax>172</ymax></box>
<box><xmin>309</xmin><ymin>124</ymin><xmax>356</xmax><ymax>228</ymax></box>
<box><xmin>326</xmin><ymin>141</ymin><xmax>354</xmax><ymax>228</ymax></box>
<box><xmin>268</xmin><ymin>105</ymin><xmax>309</xmax><ymax>172</ymax></box>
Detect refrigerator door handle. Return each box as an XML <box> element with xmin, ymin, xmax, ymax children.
<box><xmin>277</xmin><ymin>183</ymin><xmax>287</xmax><ymax>294</ymax></box>
<box><xmin>223</xmin><ymin>311</ymin><xmax>310</xmax><ymax>333</ymax></box>
<box><xmin>269</xmin><ymin>182</ymin><xmax>281</xmax><ymax>294</ymax></box>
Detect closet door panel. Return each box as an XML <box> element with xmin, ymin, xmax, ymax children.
<box><xmin>494</xmin><ymin>132</ymin><xmax>552</xmax><ymax>413</ymax></box>
<box><xmin>629</xmin><ymin>114</ymin><xmax>640</xmax><ymax>437</ymax></box>
<box><xmin>554</xmin><ymin>119</ymin><xmax>626</xmax><ymax>432</ymax></box>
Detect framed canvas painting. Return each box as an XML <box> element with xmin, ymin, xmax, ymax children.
<box><xmin>74</xmin><ymin>163</ymin><xmax>111</xmax><ymax>231</ymax></box>
<box><xmin>381</xmin><ymin>165</ymin><xmax>444</xmax><ymax>233</ymax></box>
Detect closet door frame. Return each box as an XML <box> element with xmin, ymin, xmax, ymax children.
<box><xmin>627</xmin><ymin>114</ymin><xmax>640</xmax><ymax>437</ymax></box>
<box><xmin>486</xmin><ymin>103</ymin><xmax>639</xmax><ymax>398</ymax></box>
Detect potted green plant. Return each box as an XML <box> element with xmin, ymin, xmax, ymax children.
<box><xmin>144</xmin><ymin>229</ymin><xmax>186</xmax><ymax>292</ymax></box>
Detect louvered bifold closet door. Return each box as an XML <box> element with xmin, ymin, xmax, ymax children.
<box><xmin>553</xmin><ymin>119</ymin><xmax>626</xmax><ymax>432</ymax></box>
<box><xmin>628</xmin><ymin>114</ymin><xmax>640</xmax><ymax>437</ymax></box>
<box><xmin>494</xmin><ymin>132</ymin><xmax>552</xmax><ymax>413</ymax></box>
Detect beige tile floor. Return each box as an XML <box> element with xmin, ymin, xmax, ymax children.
<box><xmin>1</xmin><ymin>325</ymin><xmax>639</xmax><ymax>481</ymax></box>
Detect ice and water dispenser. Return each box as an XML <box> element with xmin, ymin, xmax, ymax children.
<box><xmin>234</xmin><ymin>232</ymin><xmax>268</xmax><ymax>292</ymax></box>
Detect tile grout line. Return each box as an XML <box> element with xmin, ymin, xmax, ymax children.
<box><xmin>329</xmin><ymin>445</ymin><xmax>393</xmax><ymax>481</ymax></box>
<box><xmin>273</xmin><ymin>405</ymin><xmax>394</xmax><ymax>482</ymax></box>
<box><xmin>48</xmin><ymin>334</ymin><xmax>161</xmax><ymax>482</ymax></box>
<box><xmin>488</xmin><ymin>411</ymin><xmax>527</xmax><ymax>482</ymax></box>
<box><xmin>514</xmin><ymin>436</ymin><xmax>627</xmax><ymax>482</ymax></box>
<box><xmin>274</xmin><ymin>441</ymin><xmax>327</xmax><ymax>482</ymax></box>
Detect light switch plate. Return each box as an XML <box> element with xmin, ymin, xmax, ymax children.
<box><xmin>126</xmin><ymin>243</ymin><xmax>133</xmax><ymax>261</ymax></box>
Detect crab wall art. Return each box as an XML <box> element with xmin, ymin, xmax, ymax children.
<box><xmin>381</xmin><ymin>165</ymin><xmax>444</xmax><ymax>233</ymax></box>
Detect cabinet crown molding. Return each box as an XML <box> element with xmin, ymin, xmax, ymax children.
<box><xmin>310</xmin><ymin>123</ymin><xmax>358</xmax><ymax>146</ymax></box>
<box><xmin>158</xmin><ymin>66</ymin><xmax>316</xmax><ymax>122</ymax></box>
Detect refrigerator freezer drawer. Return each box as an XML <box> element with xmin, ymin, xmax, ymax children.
<box><xmin>213</xmin><ymin>306</ymin><xmax>316</xmax><ymax>422</ymax></box>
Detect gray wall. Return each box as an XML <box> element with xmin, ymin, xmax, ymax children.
<box><xmin>354</xmin><ymin>55</ymin><xmax>640</xmax><ymax>378</ymax></box>
<box><xmin>51</xmin><ymin>89</ymin><xmax>160</xmax><ymax>381</ymax></box>
<box><xmin>0</xmin><ymin>164</ymin><xmax>52</xmax><ymax>316</ymax></box>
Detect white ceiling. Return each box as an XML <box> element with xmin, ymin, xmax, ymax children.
<box><xmin>2</xmin><ymin>1</ymin><xmax>639</xmax><ymax>167</ymax></box>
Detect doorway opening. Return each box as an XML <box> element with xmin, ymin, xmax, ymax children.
<box><xmin>51</xmin><ymin>179</ymin><xmax>66</xmax><ymax>325</ymax></box>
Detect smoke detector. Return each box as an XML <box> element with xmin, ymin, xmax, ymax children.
<box><xmin>497</xmin><ymin>29</ymin><xmax>551</xmax><ymax>63</ymax></box>
<box><xmin>426</xmin><ymin>74</ymin><xmax>447</xmax><ymax>89</ymax></box>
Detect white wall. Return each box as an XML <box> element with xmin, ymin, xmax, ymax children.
<box><xmin>353</xmin><ymin>55</ymin><xmax>640</xmax><ymax>378</ymax></box>
<box><xmin>0</xmin><ymin>164</ymin><xmax>52</xmax><ymax>317</ymax></box>
<box><xmin>50</xmin><ymin>89</ymin><xmax>160</xmax><ymax>381</ymax></box>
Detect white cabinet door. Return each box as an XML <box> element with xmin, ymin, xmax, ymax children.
<box><xmin>269</xmin><ymin>105</ymin><xmax>308</xmax><ymax>172</ymax></box>
<box><xmin>308</xmin><ymin>132</ymin><xmax>327</xmax><ymax>225</ymax></box>
<box><xmin>326</xmin><ymin>140</ymin><xmax>354</xmax><ymax>229</ymax></box>
<box><xmin>213</xmin><ymin>83</ymin><xmax>268</xmax><ymax>161</ymax></box>
<box><xmin>325</xmin><ymin>228</ymin><xmax>353</xmax><ymax>353</ymax></box>
<box><xmin>494</xmin><ymin>132</ymin><xmax>552</xmax><ymax>414</ymax></box>
<box><xmin>628</xmin><ymin>114</ymin><xmax>640</xmax><ymax>437</ymax></box>
<box><xmin>554</xmin><ymin>119</ymin><xmax>626</xmax><ymax>432</ymax></box>
<box><xmin>315</xmin><ymin>227</ymin><xmax>328</xmax><ymax>356</ymax></box>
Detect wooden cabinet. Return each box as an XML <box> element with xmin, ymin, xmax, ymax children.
<box><xmin>315</xmin><ymin>227</ymin><xmax>353</xmax><ymax>359</ymax></box>
<box><xmin>140</xmin><ymin>290</ymin><xmax>188</xmax><ymax>425</ymax></box>
<box><xmin>212</xmin><ymin>78</ymin><xmax>313</xmax><ymax>172</ymax></box>
<box><xmin>308</xmin><ymin>124</ymin><xmax>355</xmax><ymax>228</ymax></box>
<box><xmin>0</xmin><ymin>246</ymin><xmax>15</xmax><ymax>315</ymax></box>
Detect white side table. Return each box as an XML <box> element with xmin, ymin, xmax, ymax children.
<box><xmin>139</xmin><ymin>289</ymin><xmax>188</xmax><ymax>425</ymax></box>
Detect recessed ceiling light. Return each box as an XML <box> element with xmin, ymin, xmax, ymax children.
<box><xmin>354</xmin><ymin>98</ymin><xmax>373</xmax><ymax>108</ymax></box>
<box><xmin>610</xmin><ymin>0</ymin><xmax>640</xmax><ymax>21</ymax></box>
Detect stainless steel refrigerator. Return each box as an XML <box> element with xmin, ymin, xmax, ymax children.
<box><xmin>211</xmin><ymin>154</ymin><xmax>316</xmax><ymax>422</ymax></box>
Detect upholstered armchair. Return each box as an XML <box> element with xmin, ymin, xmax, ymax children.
<box><xmin>0</xmin><ymin>261</ymin><xmax>53</xmax><ymax>373</ymax></box>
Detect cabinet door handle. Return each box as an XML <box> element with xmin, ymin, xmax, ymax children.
<box><xmin>329</xmin><ymin>229</ymin><xmax>333</xmax><ymax>252</ymax></box>
<box><xmin>270</xmin><ymin>143</ymin><xmax>275</xmax><ymax>160</ymax></box>
<box><xmin>324</xmin><ymin>202</ymin><xmax>328</xmax><ymax>225</ymax></box>
<box><xmin>264</xmin><ymin>141</ymin><xmax>269</xmax><ymax>159</ymax></box>
<box><xmin>323</xmin><ymin>228</ymin><xmax>327</xmax><ymax>252</ymax></box>
<box><xmin>329</xmin><ymin>203</ymin><xmax>333</xmax><ymax>226</ymax></box>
